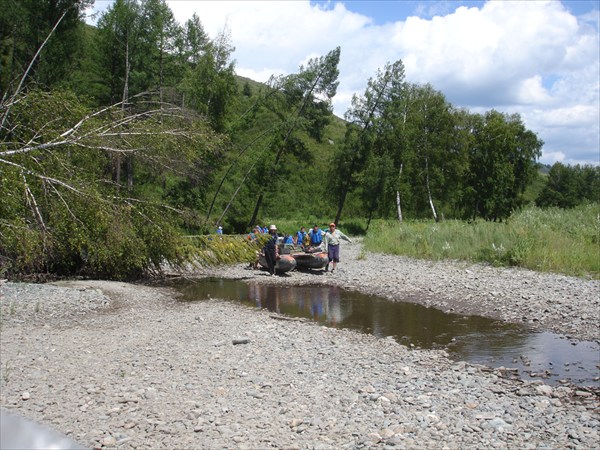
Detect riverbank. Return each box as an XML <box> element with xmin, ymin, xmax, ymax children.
<box><xmin>1</xmin><ymin>240</ymin><xmax>598</xmax><ymax>449</ymax></box>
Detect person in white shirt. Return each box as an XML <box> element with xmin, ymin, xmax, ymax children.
<box><xmin>323</xmin><ymin>222</ymin><xmax>352</xmax><ymax>273</ymax></box>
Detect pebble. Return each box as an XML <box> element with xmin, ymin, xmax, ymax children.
<box><xmin>1</xmin><ymin>239</ymin><xmax>598</xmax><ymax>449</ymax></box>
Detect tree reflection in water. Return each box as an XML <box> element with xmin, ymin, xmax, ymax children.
<box><xmin>170</xmin><ymin>278</ymin><xmax>599</xmax><ymax>386</ymax></box>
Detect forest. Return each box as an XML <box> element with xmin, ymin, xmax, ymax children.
<box><xmin>1</xmin><ymin>0</ymin><xmax>598</xmax><ymax>280</ymax></box>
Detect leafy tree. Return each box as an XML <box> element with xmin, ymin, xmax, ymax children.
<box><xmin>0</xmin><ymin>89</ymin><xmax>227</xmax><ymax>279</ymax></box>
<box><xmin>535</xmin><ymin>163</ymin><xmax>579</xmax><ymax>208</ymax></box>
<box><xmin>246</xmin><ymin>47</ymin><xmax>341</xmax><ymax>227</ymax></box>
<box><xmin>580</xmin><ymin>165</ymin><xmax>600</xmax><ymax>203</ymax></box>
<box><xmin>94</xmin><ymin>0</ymin><xmax>142</xmax><ymax>105</ymax></box>
<box><xmin>0</xmin><ymin>0</ymin><xmax>92</xmax><ymax>94</ymax></box>
<box><xmin>331</xmin><ymin>60</ymin><xmax>405</xmax><ymax>224</ymax></box>
<box><xmin>463</xmin><ymin>110</ymin><xmax>543</xmax><ymax>220</ymax></box>
<box><xmin>179</xmin><ymin>27</ymin><xmax>237</xmax><ymax>131</ymax></box>
<box><xmin>536</xmin><ymin>163</ymin><xmax>600</xmax><ymax>208</ymax></box>
<box><xmin>63</xmin><ymin>23</ymin><xmax>110</xmax><ymax>103</ymax></box>
<box><xmin>138</xmin><ymin>0</ymin><xmax>182</xmax><ymax>101</ymax></box>
<box><xmin>395</xmin><ymin>84</ymin><xmax>465</xmax><ymax>221</ymax></box>
<box><xmin>181</xmin><ymin>13</ymin><xmax>210</xmax><ymax>67</ymax></box>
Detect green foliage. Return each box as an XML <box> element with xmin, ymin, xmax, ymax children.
<box><xmin>521</xmin><ymin>169</ymin><xmax>547</xmax><ymax>205</ymax></box>
<box><xmin>331</xmin><ymin>60</ymin><xmax>406</xmax><ymax>224</ymax></box>
<box><xmin>3</xmin><ymin>0</ymin><xmax>594</xmax><ymax>282</ymax></box>
<box><xmin>536</xmin><ymin>163</ymin><xmax>600</xmax><ymax>208</ymax></box>
<box><xmin>180</xmin><ymin>234</ymin><xmax>269</xmax><ymax>266</ymax></box>
<box><xmin>0</xmin><ymin>89</ymin><xmax>227</xmax><ymax>280</ymax></box>
<box><xmin>242</xmin><ymin>47</ymin><xmax>341</xmax><ymax>227</ymax></box>
<box><xmin>179</xmin><ymin>28</ymin><xmax>237</xmax><ymax>131</ymax></box>
<box><xmin>0</xmin><ymin>0</ymin><xmax>92</xmax><ymax>94</ymax></box>
<box><xmin>462</xmin><ymin>110</ymin><xmax>543</xmax><ymax>221</ymax></box>
<box><xmin>363</xmin><ymin>204</ymin><xmax>600</xmax><ymax>278</ymax></box>
<box><xmin>332</xmin><ymin>69</ymin><xmax>542</xmax><ymax>224</ymax></box>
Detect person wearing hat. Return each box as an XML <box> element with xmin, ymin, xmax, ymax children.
<box><xmin>216</xmin><ymin>225</ymin><xmax>223</xmax><ymax>235</ymax></box>
<box><xmin>262</xmin><ymin>224</ymin><xmax>279</xmax><ymax>276</ymax></box>
<box><xmin>323</xmin><ymin>222</ymin><xmax>352</xmax><ymax>273</ymax></box>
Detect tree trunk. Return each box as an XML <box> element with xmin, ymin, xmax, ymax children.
<box><xmin>334</xmin><ymin>157</ymin><xmax>358</xmax><ymax>224</ymax></box>
<box><xmin>366</xmin><ymin>208</ymin><xmax>373</xmax><ymax>232</ymax></box>
<box><xmin>424</xmin><ymin>155</ymin><xmax>438</xmax><ymax>222</ymax></box>
<box><xmin>114</xmin><ymin>154</ymin><xmax>121</xmax><ymax>187</ymax></box>
<box><xmin>122</xmin><ymin>33</ymin><xmax>130</xmax><ymax>106</ymax></box>
<box><xmin>249</xmin><ymin>60</ymin><xmax>333</xmax><ymax>225</ymax></box>
<box><xmin>218</xmin><ymin>158</ymin><xmax>260</xmax><ymax>226</ymax></box>
<box><xmin>159</xmin><ymin>37</ymin><xmax>164</xmax><ymax>105</ymax></box>
<box><xmin>117</xmin><ymin>33</ymin><xmax>131</xmax><ymax>190</ymax></box>
<box><xmin>334</xmin><ymin>186</ymin><xmax>348</xmax><ymax>225</ymax></box>
<box><xmin>207</xmin><ymin>126</ymin><xmax>276</xmax><ymax>223</ymax></box>
<box><xmin>114</xmin><ymin>31</ymin><xmax>131</xmax><ymax>189</ymax></box>
<box><xmin>396</xmin><ymin>163</ymin><xmax>403</xmax><ymax>223</ymax></box>
<box><xmin>248</xmin><ymin>192</ymin><xmax>264</xmax><ymax>229</ymax></box>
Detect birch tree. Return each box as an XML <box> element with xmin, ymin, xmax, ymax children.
<box><xmin>330</xmin><ymin>60</ymin><xmax>405</xmax><ymax>224</ymax></box>
<box><xmin>0</xmin><ymin>89</ymin><xmax>227</xmax><ymax>279</ymax></box>
<box><xmin>246</xmin><ymin>46</ymin><xmax>341</xmax><ymax>227</ymax></box>
<box><xmin>464</xmin><ymin>110</ymin><xmax>542</xmax><ymax>220</ymax></box>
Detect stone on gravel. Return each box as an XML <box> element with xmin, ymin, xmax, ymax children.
<box><xmin>1</xmin><ymin>239</ymin><xmax>598</xmax><ymax>449</ymax></box>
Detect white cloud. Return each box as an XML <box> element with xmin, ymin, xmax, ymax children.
<box><xmin>539</xmin><ymin>151</ymin><xmax>566</xmax><ymax>165</ymax></box>
<box><xmin>121</xmin><ymin>1</ymin><xmax>600</xmax><ymax>165</ymax></box>
<box><xmin>536</xmin><ymin>105</ymin><xmax>598</xmax><ymax>127</ymax></box>
<box><xmin>517</xmin><ymin>76</ymin><xmax>552</xmax><ymax>105</ymax></box>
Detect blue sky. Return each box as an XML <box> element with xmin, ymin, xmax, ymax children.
<box><xmin>331</xmin><ymin>0</ymin><xmax>598</xmax><ymax>23</ymax></box>
<box><xmin>87</xmin><ymin>1</ymin><xmax>600</xmax><ymax>165</ymax></box>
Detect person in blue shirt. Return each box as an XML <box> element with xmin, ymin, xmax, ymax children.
<box><xmin>308</xmin><ymin>224</ymin><xmax>325</xmax><ymax>246</ymax></box>
<box><xmin>283</xmin><ymin>234</ymin><xmax>294</xmax><ymax>245</ymax></box>
<box><xmin>295</xmin><ymin>227</ymin><xmax>307</xmax><ymax>247</ymax></box>
<box><xmin>216</xmin><ymin>226</ymin><xmax>223</xmax><ymax>235</ymax></box>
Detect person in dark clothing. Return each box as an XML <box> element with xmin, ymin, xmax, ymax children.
<box><xmin>263</xmin><ymin>224</ymin><xmax>279</xmax><ymax>276</ymax></box>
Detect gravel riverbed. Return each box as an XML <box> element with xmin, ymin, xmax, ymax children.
<box><xmin>1</xmin><ymin>239</ymin><xmax>598</xmax><ymax>449</ymax></box>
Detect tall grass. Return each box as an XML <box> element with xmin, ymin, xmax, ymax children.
<box><xmin>363</xmin><ymin>204</ymin><xmax>600</xmax><ymax>279</ymax></box>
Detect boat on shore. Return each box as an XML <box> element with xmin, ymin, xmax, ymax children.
<box><xmin>258</xmin><ymin>253</ymin><xmax>297</xmax><ymax>273</ymax></box>
<box><xmin>291</xmin><ymin>248</ymin><xmax>329</xmax><ymax>270</ymax></box>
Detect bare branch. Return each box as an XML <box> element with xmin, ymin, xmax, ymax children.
<box><xmin>1</xmin><ymin>157</ymin><xmax>89</xmax><ymax>197</ymax></box>
<box><xmin>49</xmin><ymin>183</ymin><xmax>82</xmax><ymax>224</ymax></box>
<box><xmin>22</xmin><ymin>174</ymin><xmax>47</xmax><ymax>236</ymax></box>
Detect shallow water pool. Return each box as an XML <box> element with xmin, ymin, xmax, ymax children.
<box><xmin>168</xmin><ymin>278</ymin><xmax>600</xmax><ymax>387</ymax></box>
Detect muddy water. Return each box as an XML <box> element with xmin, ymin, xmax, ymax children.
<box><xmin>169</xmin><ymin>278</ymin><xmax>600</xmax><ymax>387</ymax></box>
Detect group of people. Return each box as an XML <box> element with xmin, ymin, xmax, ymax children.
<box><xmin>257</xmin><ymin>223</ymin><xmax>352</xmax><ymax>276</ymax></box>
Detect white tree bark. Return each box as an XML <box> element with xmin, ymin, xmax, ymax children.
<box><xmin>424</xmin><ymin>155</ymin><xmax>438</xmax><ymax>222</ymax></box>
<box><xmin>396</xmin><ymin>163</ymin><xmax>403</xmax><ymax>223</ymax></box>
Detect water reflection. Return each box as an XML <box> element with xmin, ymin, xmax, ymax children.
<box><xmin>170</xmin><ymin>278</ymin><xmax>600</xmax><ymax>386</ymax></box>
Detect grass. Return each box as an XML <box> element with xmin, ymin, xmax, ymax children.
<box><xmin>362</xmin><ymin>204</ymin><xmax>600</xmax><ymax>279</ymax></box>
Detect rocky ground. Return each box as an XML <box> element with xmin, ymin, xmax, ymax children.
<box><xmin>1</xmin><ymin>239</ymin><xmax>598</xmax><ymax>449</ymax></box>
